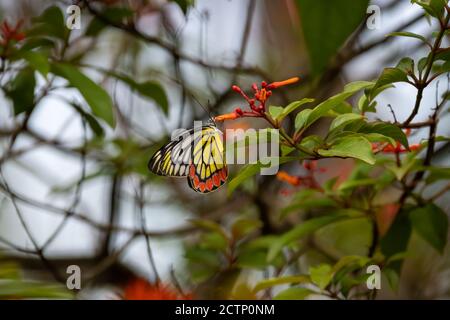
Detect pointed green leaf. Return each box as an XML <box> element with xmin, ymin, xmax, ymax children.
<box><xmin>410</xmin><ymin>204</ymin><xmax>448</xmax><ymax>254</ymax></box>
<box><xmin>4</xmin><ymin>67</ymin><xmax>36</xmax><ymax>115</ymax></box>
<box><xmin>387</xmin><ymin>32</ymin><xmax>428</xmax><ymax>45</ymax></box>
<box><xmin>318</xmin><ymin>136</ymin><xmax>375</xmax><ymax>164</ymax></box>
<box><xmin>51</xmin><ymin>63</ymin><xmax>115</xmax><ymax>127</ymax></box>
<box><xmin>310</xmin><ymin>264</ymin><xmax>333</xmax><ymax>289</ymax></box>
<box><xmin>296</xmin><ymin>0</ymin><xmax>370</xmax><ymax>74</ymax></box>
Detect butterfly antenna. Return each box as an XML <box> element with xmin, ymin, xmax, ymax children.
<box><xmin>189</xmin><ymin>93</ymin><xmax>216</xmax><ymax>126</ymax></box>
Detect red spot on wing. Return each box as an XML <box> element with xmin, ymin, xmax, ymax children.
<box><xmin>198</xmin><ymin>182</ymin><xmax>206</xmax><ymax>193</ymax></box>
<box><xmin>212</xmin><ymin>174</ymin><xmax>220</xmax><ymax>187</ymax></box>
<box><xmin>193</xmin><ymin>175</ymin><xmax>200</xmax><ymax>188</ymax></box>
<box><xmin>189</xmin><ymin>165</ymin><xmax>195</xmax><ymax>178</ymax></box>
<box><xmin>206</xmin><ymin>178</ymin><xmax>213</xmax><ymax>191</ymax></box>
<box><xmin>219</xmin><ymin>168</ymin><xmax>228</xmax><ymax>182</ymax></box>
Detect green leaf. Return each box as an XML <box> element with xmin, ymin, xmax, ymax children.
<box><xmin>363</xmin><ymin>133</ymin><xmax>396</xmax><ymax>146</ymax></box>
<box><xmin>381</xmin><ymin>209</ymin><xmax>412</xmax><ymax>272</ymax></box>
<box><xmin>188</xmin><ymin>219</ymin><xmax>229</xmax><ymax>241</ymax></box>
<box><xmin>173</xmin><ymin>0</ymin><xmax>195</xmax><ymax>14</ymax></box>
<box><xmin>310</xmin><ymin>264</ymin><xmax>333</xmax><ymax>289</ymax></box>
<box><xmin>387</xmin><ymin>32</ymin><xmax>428</xmax><ymax>45</ymax></box>
<box><xmin>267</xmin><ymin>215</ymin><xmax>345</xmax><ymax>261</ymax></box>
<box><xmin>268</xmin><ymin>106</ymin><xmax>284</xmax><ymax>120</ymax></box>
<box><xmin>435</xmin><ymin>48</ymin><xmax>450</xmax><ymax>62</ymax></box>
<box><xmin>429</xmin><ymin>0</ymin><xmax>447</xmax><ymax>17</ymax></box>
<box><xmin>418</xmin><ymin>56</ymin><xmax>428</xmax><ymax>75</ymax></box>
<box><xmin>296</xmin><ymin>0</ymin><xmax>370</xmax><ymax>74</ymax></box>
<box><xmin>237</xmin><ymin>236</ymin><xmax>286</xmax><ymax>269</ymax></box>
<box><xmin>298</xmin><ymin>135</ymin><xmax>324</xmax><ymax>151</ymax></box>
<box><xmin>51</xmin><ymin>63</ymin><xmax>115</xmax><ymax>127</ymax></box>
<box><xmin>329</xmin><ymin>113</ymin><xmax>364</xmax><ymax>132</ymax></box>
<box><xmin>332</xmin><ymin>255</ymin><xmax>370</xmax><ymax>273</ymax></box>
<box><xmin>85</xmin><ymin>7</ymin><xmax>134</xmax><ymax>37</ymax></box>
<box><xmin>4</xmin><ymin>67</ymin><xmax>36</xmax><ymax>115</ymax></box>
<box><xmin>338</xmin><ymin>178</ymin><xmax>378</xmax><ymax>192</ymax></box>
<box><xmin>358</xmin><ymin>122</ymin><xmax>409</xmax><ymax>149</ymax></box>
<box><xmin>385</xmin><ymin>156</ymin><xmax>419</xmax><ymax>180</ymax></box>
<box><xmin>295</xmin><ymin>81</ymin><xmax>373</xmax><ymax>131</ymax></box>
<box><xmin>410</xmin><ymin>204</ymin><xmax>448</xmax><ymax>254</ymax></box>
<box><xmin>396</xmin><ymin>57</ymin><xmax>415</xmax><ymax>74</ymax></box>
<box><xmin>315</xmin><ymin>217</ymin><xmax>372</xmax><ymax>257</ymax></box>
<box><xmin>71</xmin><ymin>103</ymin><xmax>104</xmax><ymax>137</ymax></box>
<box><xmin>274</xmin><ymin>287</ymin><xmax>314</xmax><ymax>300</ymax></box>
<box><xmin>372</xmin><ymin>67</ymin><xmax>409</xmax><ymax>93</ymax></box>
<box><xmin>411</xmin><ymin>0</ymin><xmax>442</xmax><ymax>17</ymax></box>
<box><xmin>425</xmin><ymin>166</ymin><xmax>450</xmax><ymax>184</ymax></box>
<box><xmin>253</xmin><ymin>275</ymin><xmax>310</xmax><ymax>292</ymax></box>
<box><xmin>185</xmin><ymin>247</ymin><xmax>221</xmax><ymax>268</ymax></box>
<box><xmin>108</xmin><ymin>73</ymin><xmax>169</xmax><ymax>115</ymax></box>
<box><xmin>20</xmin><ymin>38</ymin><xmax>55</xmax><ymax>51</ymax></box>
<box><xmin>294</xmin><ymin>109</ymin><xmax>313</xmax><ymax>130</ymax></box>
<box><xmin>12</xmin><ymin>51</ymin><xmax>50</xmax><ymax>77</ymax></box>
<box><xmin>270</xmin><ymin>98</ymin><xmax>315</xmax><ymax>122</ymax></box>
<box><xmin>30</xmin><ymin>6</ymin><xmax>67</xmax><ymax>40</ymax></box>
<box><xmin>227</xmin><ymin>156</ymin><xmax>301</xmax><ymax>196</ymax></box>
<box><xmin>231</xmin><ymin>218</ymin><xmax>262</xmax><ymax>240</ymax></box>
<box><xmin>318</xmin><ymin>136</ymin><xmax>375</xmax><ymax>165</ymax></box>
<box><xmin>200</xmin><ymin>232</ymin><xmax>228</xmax><ymax>251</ymax></box>
<box><xmin>383</xmin><ymin>267</ymin><xmax>400</xmax><ymax>292</ymax></box>
<box><xmin>0</xmin><ymin>281</ymin><xmax>73</xmax><ymax>299</ymax></box>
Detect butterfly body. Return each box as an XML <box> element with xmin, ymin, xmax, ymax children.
<box><xmin>148</xmin><ymin>125</ymin><xmax>227</xmax><ymax>193</ymax></box>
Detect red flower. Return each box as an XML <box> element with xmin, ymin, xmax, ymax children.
<box><xmin>123</xmin><ymin>278</ymin><xmax>193</xmax><ymax>300</ymax></box>
<box><xmin>0</xmin><ymin>20</ymin><xmax>25</xmax><ymax>46</ymax></box>
<box><xmin>215</xmin><ymin>77</ymin><xmax>300</xmax><ymax>122</ymax></box>
<box><xmin>375</xmin><ymin>141</ymin><xmax>421</xmax><ymax>154</ymax></box>
<box><xmin>372</xmin><ymin>129</ymin><xmax>421</xmax><ymax>154</ymax></box>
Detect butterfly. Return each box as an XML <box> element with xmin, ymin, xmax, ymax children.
<box><xmin>148</xmin><ymin>123</ymin><xmax>228</xmax><ymax>193</ymax></box>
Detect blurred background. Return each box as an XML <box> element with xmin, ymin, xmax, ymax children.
<box><xmin>0</xmin><ymin>0</ymin><xmax>449</xmax><ymax>299</ymax></box>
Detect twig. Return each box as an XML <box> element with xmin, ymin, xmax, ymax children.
<box><xmin>137</xmin><ymin>180</ymin><xmax>160</xmax><ymax>283</ymax></box>
<box><xmin>0</xmin><ymin>168</ymin><xmax>64</xmax><ymax>283</ymax></box>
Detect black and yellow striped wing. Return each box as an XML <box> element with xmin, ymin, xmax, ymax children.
<box><xmin>148</xmin><ymin>125</ymin><xmax>227</xmax><ymax>193</ymax></box>
<box><xmin>187</xmin><ymin>126</ymin><xmax>227</xmax><ymax>193</ymax></box>
<box><xmin>148</xmin><ymin>129</ymin><xmax>194</xmax><ymax>177</ymax></box>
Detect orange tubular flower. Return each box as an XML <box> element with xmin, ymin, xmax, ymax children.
<box><xmin>266</xmin><ymin>77</ymin><xmax>300</xmax><ymax>89</ymax></box>
<box><xmin>214</xmin><ymin>77</ymin><xmax>300</xmax><ymax>122</ymax></box>
<box><xmin>123</xmin><ymin>278</ymin><xmax>193</xmax><ymax>300</ymax></box>
<box><xmin>214</xmin><ymin>112</ymin><xmax>240</xmax><ymax>122</ymax></box>
<box><xmin>277</xmin><ymin>171</ymin><xmax>301</xmax><ymax>186</ymax></box>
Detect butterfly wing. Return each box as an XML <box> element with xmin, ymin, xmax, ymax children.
<box><xmin>187</xmin><ymin>126</ymin><xmax>228</xmax><ymax>193</ymax></box>
<box><xmin>148</xmin><ymin>129</ymin><xmax>194</xmax><ymax>177</ymax></box>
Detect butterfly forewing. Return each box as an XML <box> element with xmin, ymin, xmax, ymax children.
<box><xmin>148</xmin><ymin>129</ymin><xmax>194</xmax><ymax>177</ymax></box>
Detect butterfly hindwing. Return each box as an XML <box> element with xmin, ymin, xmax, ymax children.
<box><xmin>187</xmin><ymin>126</ymin><xmax>227</xmax><ymax>193</ymax></box>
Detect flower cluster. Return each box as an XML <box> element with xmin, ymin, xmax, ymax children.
<box><xmin>0</xmin><ymin>20</ymin><xmax>25</xmax><ymax>46</ymax></box>
<box><xmin>215</xmin><ymin>77</ymin><xmax>300</xmax><ymax>122</ymax></box>
<box><xmin>372</xmin><ymin>128</ymin><xmax>421</xmax><ymax>154</ymax></box>
<box><xmin>123</xmin><ymin>278</ymin><xmax>193</xmax><ymax>300</ymax></box>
